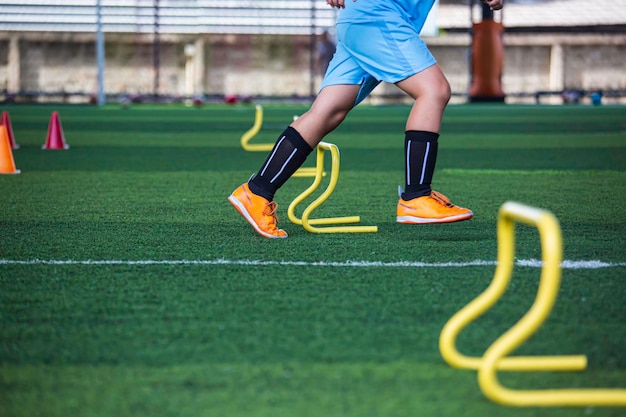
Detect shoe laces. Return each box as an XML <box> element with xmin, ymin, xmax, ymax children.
<box><xmin>430</xmin><ymin>191</ymin><xmax>455</xmax><ymax>208</ymax></box>
<box><xmin>263</xmin><ymin>201</ymin><xmax>280</xmax><ymax>225</ymax></box>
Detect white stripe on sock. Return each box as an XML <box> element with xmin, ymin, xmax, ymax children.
<box><xmin>419</xmin><ymin>142</ymin><xmax>431</xmax><ymax>184</ymax></box>
<box><xmin>406</xmin><ymin>141</ymin><xmax>412</xmax><ymax>185</ymax></box>
<box><xmin>270</xmin><ymin>148</ymin><xmax>297</xmax><ymax>183</ymax></box>
<box><xmin>260</xmin><ymin>136</ymin><xmax>285</xmax><ymax>177</ymax></box>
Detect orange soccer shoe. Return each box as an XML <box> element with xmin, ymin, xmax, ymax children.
<box><xmin>228</xmin><ymin>183</ymin><xmax>288</xmax><ymax>238</ymax></box>
<box><xmin>397</xmin><ymin>190</ymin><xmax>473</xmax><ymax>224</ymax></box>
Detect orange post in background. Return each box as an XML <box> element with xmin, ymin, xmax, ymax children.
<box><xmin>469</xmin><ymin>2</ymin><xmax>505</xmax><ymax>102</ymax></box>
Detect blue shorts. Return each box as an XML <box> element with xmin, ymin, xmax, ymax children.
<box><xmin>320</xmin><ymin>20</ymin><xmax>436</xmax><ymax>106</ymax></box>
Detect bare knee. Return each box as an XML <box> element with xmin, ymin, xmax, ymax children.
<box><xmin>397</xmin><ymin>65</ymin><xmax>451</xmax><ymax>107</ymax></box>
<box><xmin>421</xmin><ymin>75</ymin><xmax>451</xmax><ymax>107</ymax></box>
<box><xmin>439</xmin><ymin>78</ymin><xmax>452</xmax><ymax>105</ymax></box>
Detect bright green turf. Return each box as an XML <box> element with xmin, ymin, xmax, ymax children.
<box><xmin>0</xmin><ymin>103</ymin><xmax>625</xmax><ymax>417</ymax></box>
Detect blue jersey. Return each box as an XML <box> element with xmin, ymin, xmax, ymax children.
<box><xmin>337</xmin><ymin>0</ymin><xmax>436</xmax><ymax>32</ymax></box>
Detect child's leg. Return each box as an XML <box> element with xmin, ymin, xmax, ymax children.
<box><xmin>249</xmin><ymin>84</ymin><xmax>360</xmax><ymax>201</ymax></box>
<box><xmin>395</xmin><ymin>65</ymin><xmax>451</xmax><ymax>199</ymax></box>
<box><xmin>394</xmin><ymin>65</ymin><xmax>472</xmax><ymax>223</ymax></box>
<box><xmin>228</xmin><ymin>84</ymin><xmax>360</xmax><ymax>239</ymax></box>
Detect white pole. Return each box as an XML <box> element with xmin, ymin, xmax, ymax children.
<box><xmin>96</xmin><ymin>0</ymin><xmax>106</xmax><ymax>106</ymax></box>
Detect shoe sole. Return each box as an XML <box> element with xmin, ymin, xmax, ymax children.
<box><xmin>228</xmin><ymin>194</ymin><xmax>288</xmax><ymax>239</ymax></box>
<box><xmin>397</xmin><ymin>212</ymin><xmax>474</xmax><ymax>224</ymax></box>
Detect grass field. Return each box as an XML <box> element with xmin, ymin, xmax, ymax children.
<box><xmin>1</xmin><ymin>103</ymin><xmax>625</xmax><ymax>417</ymax></box>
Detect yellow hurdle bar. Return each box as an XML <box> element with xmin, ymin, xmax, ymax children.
<box><xmin>439</xmin><ymin>201</ymin><xmax>626</xmax><ymax>407</ymax></box>
<box><xmin>288</xmin><ymin>142</ymin><xmax>377</xmax><ymax>234</ymax></box>
<box><xmin>240</xmin><ymin>104</ymin><xmax>273</xmax><ymax>152</ymax></box>
<box><xmin>439</xmin><ymin>213</ymin><xmax>586</xmax><ymax>369</ymax></box>
<box><xmin>240</xmin><ymin>105</ymin><xmax>319</xmax><ymax>177</ymax></box>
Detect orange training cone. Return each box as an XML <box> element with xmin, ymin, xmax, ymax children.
<box><xmin>43</xmin><ymin>111</ymin><xmax>69</xmax><ymax>150</ymax></box>
<box><xmin>0</xmin><ymin>126</ymin><xmax>20</xmax><ymax>174</ymax></box>
<box><xmin>1</xmin><ymin>111</ymin><xmax>19</xmax><ymax>149</ymax></box>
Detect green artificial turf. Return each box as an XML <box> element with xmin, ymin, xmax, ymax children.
<box><xmin>0</xmin><ymin>103</ymin><xmax>625</xmax><ymax>417</ymax></box>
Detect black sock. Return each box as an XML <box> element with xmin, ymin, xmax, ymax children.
<box><xmin>402</xmin><ymin>130</ymin><xmax>439</xmax><ymax>201</ymax></box>
<box><xmin>248</xmin><ymin>126</ymin><xmax>313</xmax><ymax>201</ymax></box>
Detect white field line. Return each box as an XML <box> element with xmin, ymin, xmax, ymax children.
<box><xmin>0</xmin><ymin>259</ymin><xmax>624</xmax><ymax>269</ymax></box>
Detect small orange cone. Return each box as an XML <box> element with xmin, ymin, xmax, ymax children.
<box><xmin>0</xmin><ymin>126</ymin><xmax>20</xmax><ymax>174</ymax></box>
<box><xmin>1</xmin><ymin>111</ymin><xmax>19</xmax><ymax>149</ymax></box>
<box><xmin>43</xmin><ymin>111</ymin><xmax>69</xmax><ymax>150</ymax></box>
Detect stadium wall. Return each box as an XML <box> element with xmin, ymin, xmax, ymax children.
<box><xmin>0</xmin><ymin>31</ymin><xmax>624</xmax><ymax>104</ymax></box>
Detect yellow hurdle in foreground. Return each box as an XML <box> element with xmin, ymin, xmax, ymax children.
<box><xmin>439</xmin><ymin>201</ymin><xmax>626</xmax><ymax>407</ymax></box>
<box><xmin>288</xmin><ymin>141</ymin><xmax>377</xmax><ymax>234</ymax></box>
<box><xmin>239</xmin><ymin>104</ymin><xmax>317</xmax><ymax>177</ymax></box>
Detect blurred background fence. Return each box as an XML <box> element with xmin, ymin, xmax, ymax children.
<box><xmin>0</xmin><ymin>0</ymin><xmax>625</xmax><ymax>104</ymax></box>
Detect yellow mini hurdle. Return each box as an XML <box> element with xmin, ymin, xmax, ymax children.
<box><xmin>239</xmin><ymin>104</ymin><xmax>317</xmax><ymax>178</ymax></box>
<box><xmin>439</xmin><ymin>201</ymin><xmax>626</xmax><ymax>407</ymax></box>
<box><xmin>288</xmin><ymin>141</ymin><xmax>377</xmax><ymax>234</ymax></box>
